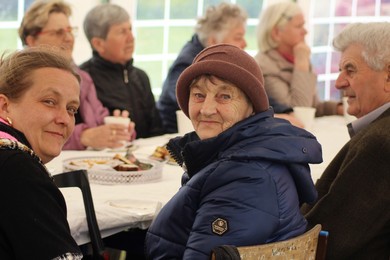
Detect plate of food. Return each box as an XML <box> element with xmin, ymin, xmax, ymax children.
<box><xmin>149</xmin><ymin>145</ymin><xmax>178</xmax><ymax>166</ymax></box>
<box><xmin>63</xmin><ymin>154</ymin><xmax>163</xmax><ymax>185</ymax></box>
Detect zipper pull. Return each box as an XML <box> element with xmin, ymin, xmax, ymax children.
<box><xmin>123</xmin><ymin>68</ymin><xmax>129</xmax><ymax>83</ymax></box>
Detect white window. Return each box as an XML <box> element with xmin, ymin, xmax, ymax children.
<box><xmin>1</xmin><ymin>0</ymin><xmax>389</xmax><ymax>101</ymax></box>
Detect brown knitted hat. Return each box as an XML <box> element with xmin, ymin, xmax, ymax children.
<box><xmin>176</xmin><ymin>43</ymin><xmax>269</xmax><ymax>117</ymax></box>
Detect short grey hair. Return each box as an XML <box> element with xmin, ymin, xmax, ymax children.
<box><xmin>256</xmin><ymin>2</ymin><xmax>302</xmax><ymax>52</ymax></box>
<box><xmin>196</xmin><ymin>2</ymin><xmax>247</xmax><ymax>47</ymax></box>
<box><xmin>333</xmin><ymin>22</ymin><xmax>390</xmax><ymax>71</ymax></box>
<box><xmin>83</xmin><ymin>3</ymin><xmax>129</xmax><ymax>44</ymax></box>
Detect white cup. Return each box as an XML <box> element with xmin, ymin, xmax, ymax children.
<box><xmin>342</xmin><ymin>97</ymin><xmax>356</xmax><ymax>124</ymax></box>
<box><xmin>176</xmin><ymin>110</ymin><xmax>194</xmax><ymax>135</ymax></box>
<box><xmin>103</xmin><ymin>116</ymin><xmax>131</xmax><ymax>127</ymax></box>
<box><xmin>103</xmin><ymin>116</ymin><xmax>131</xmax><ymax>147</ymax></box>
<box><xmin>293</xmin><ymin>106</ymin><xmax>316</xmax><ymax>131</ymax></box>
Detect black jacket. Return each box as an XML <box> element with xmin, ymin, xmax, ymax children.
<box><xmin>80</xmin><ymin>51</ymin><xmax>165</xmax><ymax>138</ymax></box>
<box><xmin>0</xmin><ymin>123</ymin><xmax>82</xmax><ymax>259</ymax></box>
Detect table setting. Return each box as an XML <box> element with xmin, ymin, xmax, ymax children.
<box><xmin>46</xmin><ymin>134</ymin><xmax>183</xmax><ymax>245</ymax></box>
<box><xmin>45</xmin><ymin>116</ymin><xmax>350</xmax><ymax>245</ymax></box>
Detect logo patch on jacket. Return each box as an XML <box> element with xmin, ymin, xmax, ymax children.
<box><xmin>212</xmin><ymin>218</ymin><xmax>228</xmax><ymax>236</ymax></box>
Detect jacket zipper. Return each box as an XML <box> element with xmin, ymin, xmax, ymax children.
<box><xmin>123</xmin><ymin>68</ymin><xmax>129</xmax><ymax>83</ymax></box>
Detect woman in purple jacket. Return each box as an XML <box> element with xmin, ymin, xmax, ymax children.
<box><xmin>19</xmin><ymin>0</ymin><xmax>135</xmax><ymax>150</ymax></box>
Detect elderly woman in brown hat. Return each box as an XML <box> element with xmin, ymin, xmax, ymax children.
<box><xmin>145</xmin><ymin>44</ymin><xmax>322</xmax><ymax>259</ymax></box>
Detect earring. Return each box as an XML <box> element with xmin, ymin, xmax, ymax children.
<box><xmin>6</xmin><ymin>116</ymin><xmax>12</xmax><ymax>126</ymax></box>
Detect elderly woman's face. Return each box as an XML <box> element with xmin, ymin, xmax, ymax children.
<box><xmin>188</xmin><ymin>76</ymin><xmax>253</xmax><ymax>140</ymax></box>
<box><xmin>5</xmin><ymin>68</ymin><xmax>80</xmax><ymax>163</ymax></box>
<box><xmin>217</xmin><ymin>21</ymin><xmax>247</xmax><ymax>50</ymax></box>
<box><xmin>26</xmin><ymin>12</ymin><xmax>74</xmax><ymax>61</ymax></box>
<box><xmin>97</xmin><ymin>21</ymin><xmax>135</xmax><ymax>65</ymax></box>
<box><xmin>276</xmin><ymin>13</ymin><xmax>307</xmax><ymax>48</ymax></box>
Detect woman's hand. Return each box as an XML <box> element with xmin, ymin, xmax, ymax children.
<box><xmin>293</xmin><ymin>42</ymin><xmax>311</xmax><ymax>72</ymax></box>
<box><xmin>80</xmin><ymin>123</ymin><xmax>131</xmax><ymax>149</ymax></box>
<box><xmin>113</xmin><ymin>109</ymin><xmax>136</xmax><ymax>140</ymax></box>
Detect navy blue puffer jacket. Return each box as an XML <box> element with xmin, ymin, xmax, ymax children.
<box><xmin>145</xmin><ymin>109</ymin><xmax>322</xmax><ymax>259</ymax></box>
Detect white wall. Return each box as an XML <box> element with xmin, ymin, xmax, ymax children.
<box><xmin>66</xmin><ymin>0</ymin><xmax>135</xmax><ymax>64</ymax></box>
<box><xmin>67</xmin><ymin>0</ymin><xmax>99</xmax><ymax>64</ymax></box>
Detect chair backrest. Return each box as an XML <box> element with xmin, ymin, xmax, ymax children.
<box><xmin>211</xmin><ymin>224</ymin><xmax>328</xmax><ymax>260</ymax></box>
<box><xmin>53</xmin><ymin>170</ymin><xmax>105</xmax><ymax>259</ymax></box>
<box><xmin>315</xmin><ymin>230</ymin><xmax>329</xmax><ymax>260</ymax></box>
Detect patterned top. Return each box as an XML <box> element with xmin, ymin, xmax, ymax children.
<box><xmin>0</xmin><ymin>121</ymin><xmax>82</xmax><ymax>259</ymax></box>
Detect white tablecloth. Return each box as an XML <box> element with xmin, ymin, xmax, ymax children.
<box><xmin>46</xmin><ymin>134</ymin><xmax>183</xmax><ymax>245</ymax></box>
<box><xmin>45</xmin><ymin>116</ymin><xmax>350</xmax><ymax>245</ymax></box>
<box><xmin>308</xmin><ymin>115</ymin><xmax>350</xmax><ymax>181</ymax></box>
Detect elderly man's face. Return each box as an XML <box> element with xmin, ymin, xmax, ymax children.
<box><xmin>188</xmin><ymin>76</ymin><xmax>253</xmax><ymax>140</ymax></box>
<box><xmin>335</xmin><ymin>44</ymin><xmax>390</xmax><ymax>118</ymax></box>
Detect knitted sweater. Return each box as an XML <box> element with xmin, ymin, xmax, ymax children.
<box><xmin>0</xmin><ymin>122</ymin><xmax>82</xmax><ymax>259</ymax></box>
<box><xmin>301</xmin><ymin>107</ymin><xmax>390</xmax><ymax>259</ymax></box>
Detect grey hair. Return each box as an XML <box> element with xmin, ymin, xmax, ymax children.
<box><xmin>196</xmin><ymin>2</ymin><xmax>247</xmax><ymax>47</ymax></box>
<box><xmin>83</xmin><ymin>3</ymin><xmax>129</xmax><ymax>44</ymax></box>
<box><xmin>256</xmin><ymin>1</ymin><xmax>302</xmax><ymax>52</ymax></box>
<box><xmin>333</xmin><ymin>22</ymin><xmax>390</xmax><ymax>71</ymax></box>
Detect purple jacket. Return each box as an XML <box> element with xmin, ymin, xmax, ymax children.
<box><xmin>63</xmin><ymin>68</ymin><xmax>109</xmax><ymax>150</ymax></box>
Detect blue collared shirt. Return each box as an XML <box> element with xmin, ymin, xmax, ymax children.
<box><xmin>347</xmin><ymin>102</ymin><xmax>390</xmax><ymax>137</ymax></box>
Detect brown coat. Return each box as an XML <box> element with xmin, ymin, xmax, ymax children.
<box><xmin>301</xmin><ymin>107</ymin><xmax>390</xmax><ymax>259</ymax></box>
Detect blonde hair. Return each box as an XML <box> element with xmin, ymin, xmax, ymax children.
<box><xmin>196</xmin><ymin>2</ymin><xmax>247</xmax><ymax>46</ymax></box>
<box><xmin>256</xmin><ymin>1</ymin><xmax>302</xmax><ymax>52</ymax></box>
<box><xmin>0</xmin><ymin>47</ymin><xmax>80</xmax><ymax>101</ymax></box>
<box><xmin>19</xmin><ymin>0</ymin><xmax>72</xmax><ymax>46</ymax></box>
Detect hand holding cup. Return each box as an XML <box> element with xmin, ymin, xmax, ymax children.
<box><xmin>103</xmin><ymin>115</ymin><xmax>133</xmax><ymax>147</ymax></box>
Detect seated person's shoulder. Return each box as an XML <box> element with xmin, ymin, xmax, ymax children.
<box><xmin>79</xmin><ymin>59</ymin><xmax>92</xmax><ymax>71</ymax></box>
<box><xmin>133</xmin><ymin>65</ymin><xmax>148</xmax><ymax>76</ymax></box>
<box><xmin>0</xmin><ymin>150</ymin><xmax>44</xmax><ymax>181</ymax></box>
<box><xmin>254</xmin><ymin>51</ymin><xmax>279</xmax><ymax>74</ymax></box>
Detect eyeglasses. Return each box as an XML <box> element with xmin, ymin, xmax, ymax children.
<box><xmin>37</xmin><ymin>26</ymin><xmax>78</xmax><ymax>38</ymax></box>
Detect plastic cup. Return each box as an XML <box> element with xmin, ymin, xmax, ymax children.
<box><xmin>103</xmin><ymin>116</ymin><xmax>130</xmax><ymax>127</ymax></box>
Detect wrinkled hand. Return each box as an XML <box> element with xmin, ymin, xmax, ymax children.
<box><xmin>293</xmin><ymin>42</ymin><xmax>311</xmax><ymax>71</ymax></box>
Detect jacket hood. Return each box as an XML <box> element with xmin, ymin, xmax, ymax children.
<box><xmin>167</xmin><ymin>109</ymin><xmax>322</xmax><ymax>204</ymax></box>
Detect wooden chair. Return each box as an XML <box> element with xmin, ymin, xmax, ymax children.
<box><xmin>53</xmin><ymin>170</ymin><xmax>125</xmax><ymax>260</ymax></box>
<box><xmin>211</xmin><ymin>224</ymin><xmax>328</xmax><ymax>260</ymax></box>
